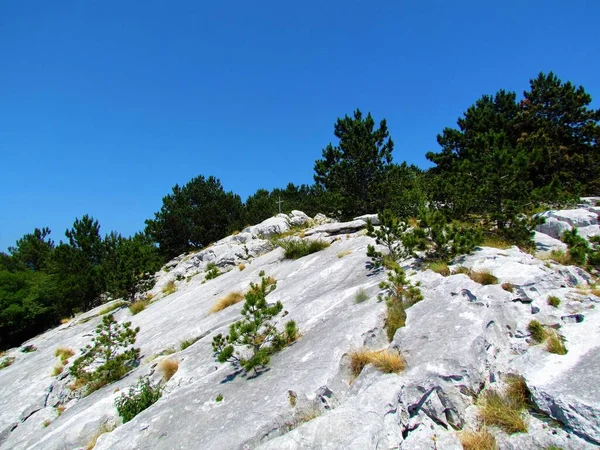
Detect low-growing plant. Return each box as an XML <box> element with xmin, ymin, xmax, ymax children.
<box><xmin>157</xmin><ymin>358</ymin><xmax>179</xmax><ymax>382</ymax></box>
<box><xmin>210</xmin><ymin>291</ymin><xmax>244</xmax><ymax>313</ymax></box>
<box><xmin>146</xmin><ymin>347</ymin><xmax>176</xmax><ymax>362</ymax></box>
<box><xmin>258</xmin><ymin>270</ymin><xmax>265</xmax><ymax>277</ymax></box>
<box><xmin>547</xmin><ymin>296</ymin><xmax>561</xmax><ymax>308</ymax></box>
<box><xmin>129</xmin><ymin>299</ymin><xmax>149</xmax><ymax>315</ymax></box>
<box><xmin>479</xmin><ymin>390</ymin><xmax>527</xmax><ymax>434</ymax></box>
<box><xmin>546</xmin><ymin>331</ymin><xmax>568</xmax><ymax>355</ymax></box>
<box><xmin>549</xmin><ymin>250</ymin><xmax>571</xmax><ymax>265</ymax></box>
<box><xmin>501</xmin><ymin>282</ymin><xmax>515</xmax><ymax>293</ymax></box>
<box><xmin>481</xmin><ymin>235</ymin><xmax>512</xmax><ymax>249</ymax></box>
<box><xmin>42</xmin><ymin>419</ymin><xmax>51</xmax><ymax>428</ymax></box>
<box><xmin>85</xmin><ymin>423</ymin><xmax>116</xmax><ymax>450</ymax></box>
<box><xmin>114</xmin><ymin>376</ymin><xmax>162</xmax><ymax>423</ymax></box>
<box><xmin>60</xmin><ymin>318</ymin><xmax>70</xmax><ymax>325</ymax></box>
<box><xmin>162</xmin><ymin>280</ymin><xmax>177</xmax><ymax>296</ymax></box>
<box><xmin>279</xmin><ymin>239</ymin><xmax>330</xmax><ymax>260</ymax></box>
<box><xmin>459</xmin><ymin>429</ymin><xmax>497</xmax><ymax>450</ymax></box>
<box><xmin>355</xmin><ymin>288</ymin><xmax>369</xmax><ymax>303</ymax></box>
<box><xmin>0</xmin><ymin>356</ymin><xmax>15</xmax><ymax>369</ymax></box>
<box><xmin>180</xmin><ymin>337</ymin><xmax>200</xmax><ymax>351</ymax></box>
<box><xmin>348</xmin><ymin>348</ymin><xmax>405</xmax><ymax>377</ymax></box>
<box><xmin>284</xmin><ymin>405</ymin><xmax>322</xmax><ymax>431</ymax></box>
<box><xmin>428</xmin><ymin>260</ymin><xmax>450</xmax><ymax>276</ymax></box>
<box><xmin>70</xmin><ymin>314</ymin><xmax>140</xmax><ymax>394</ymax></box>
<box><xmin>379</xmin><ymin>266</ymin><xmax>423</xmax><ymax>341</ymax></box>
<box><xmin>469</xmin><ymin>270</ymin><xmax>499</xmax><ymax>285</ymax></box>
<box><xmin>337</xmin><ymin>250</ymin><xmax>351</xmax><ymax>258</ymax></box>
<box><xmin>99</xmin><ymin>301</ymin><xmax>126</xmax><ymax>315</ymax></box>
<box><xmin>452</xmin><ymin>266</ymin><xmax>471</xmax><ymax>275</ymax></box>
<box><xmin>527</xmin><ymin>320</ymin><xmax>547</xmax><ymax>343</ymax></box>
<box><xmin>51</xmin><ymin>365</ymin><xmax>64</xmax><ymax>376</ymax></box>
<box><xmin>216</xmin><ymin>393</ymin><xmax>223</xmax><ymax>402</ymax></box>
<box><xmin>21</xmin><ymin>344</ymin><xmax>37</xmax><ymax>353</ymax></box>
<box><xmin>238</xmin><ymin>263</ymin><xmax>246</xmax><ymax>271</ymax></box>
<box><xmin>204</xmin><ymin>263</ymin><xmax>222</xmax><ymax>280</ymax></box>
<box><xmin>212</xmin><ymin>276</ymin><xmax>298</xmax><ymax>374</ymax></box>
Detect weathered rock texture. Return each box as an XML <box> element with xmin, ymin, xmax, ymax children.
<box><xmin>0</xmin><ymin>208</ymin><xmax>599</xmax><ymax>449</ymax></box>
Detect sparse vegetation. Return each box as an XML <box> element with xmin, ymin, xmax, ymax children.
<box><xmin>284</xmin><ymin>405</ymin><xmax>322</xmax><ymax>431</ymax></box>
<box><xmin>180</xmin><ymin>337</ymin><xmax>200</xmax><ymax>351</ymax></box>
<box><xmin>99</xmin><ymin>301</ymin><xmax>126</xmax><ymax>315</ymax></box>
<box><xmin>279</xmin><ymin>239</ymin><xmax>330</xmax><ymax>260</ymax></box>
<box><xmin>468</xmin><ymin>270</ymin><xmax>499</xmax><ymax>285</ymax></box>
<box><xmin>459</xmin><ymin>428</ymin><xmax>497</xmax><ymax>450</ymax></box>
<box><xmin>549</xmin><ymin>250</ymin><xmax>571</xmax><ymax>265</ymax></box>
<box><xmin>238</xmin><ymin>263</ymin><xmax>246</xmax><ymax>271</ymax></box>
<box><xmin>157</xmin><ymin>358</ymin><xmax>179</xmax><ymax>382</ymax></box>
<box><xmin>546</xmin><ymin>331</ymin><xmax>568</xmax><ymax>355</ymax></box>
<box><xmin>21</xmin><ymin>344</ymin><xmax>37</xmax><ymax>353</ymax></box>
<box><xmin>337</xmin><ymin>249</ymin><xmax>351</xmax><ymax>258</ymax></box>
<box><xmin>348</xmin><ymin>348</ymin><xmax>405</xmax><ymax>377</ymax></box>
<box><xmin>114</xmin><ymin>376</ymin><xmax>162</xmax><ymax>423</ymax></box>
<box><xmin>204</xmin><ymin>263</ymin><xmax>222</xmax><ymax>280</ymax></box>
<box><xmin>128</xmin><ymin>299</ymin><xmax>149</xmax><ymax>315</ymax></box>
<box><xmin>42</xmin><ymin>419</ymin><xmax>51</xmax><ymax>427</ymax></box>
<box><xmin>0</xmin><ymin>356</ymin><xmax>15</xmax><ymax>369</ymax></box>
<box><xmin>379</xmin><ymin>266</ymin><xmax>423</xmax><ymax>341</ymax></box>
<box><xmin>212</xmin><ymin>276</ymin><xmax>298</xmax><ymax>374</ymax></box>
<box><xmin>216</xmin><ymin>393</ymin><xmax>223</xmax><ymax>402</ymax></box>
<box><xmin>355</xmin><ymin>288</ymin><xmax>369</xmax><ymax>303</ymax></box>
<box><xmin>70</xmin><ymin>314</ymin><xmax>140</xmax><ymax>394</ymax></box>
<box><xmin>210</xmin><ymin>291</ymin><xmax>244</xmax><ymax>313</ymax></box>
<box><xmin>55</xmin><ymin>347</ymin><xmax>75</xmax><ymax>361</ymax></box>
<box><xmin>501</xmin><ymin>282</ymin><xmax>515</xmax><ymax>293</ymax></box>
<box><xmin>547</xmin><ymin>296</ymin><xmax>561</xmax><ymax>308</ymax></box>
<box><xmin>146</xmin><ymin>347</ymin><xmax>176</xmax><ymax>362</ymax></box>
<box><xmin>479</xmin><ymin>390</ymin><xmax>527</xmax><ymax>434</ymax></box>
<box><xmin>85</xmin><ymin>423</ymin><xmax>116</xmax><ymax>450</ymax></box>
<box><xmin>452</xmin><ymin>266</ymin><xmax>470</xmax><ymax>275</ymax></box>
<box><xmin>527</xmin><ymin>320</ymin><xmax>548</xmax><ymax>343</ymax></box>
<box><xmin>51</xmin><ymin>365</ymin><xmax>64</xmax><ymax>376</ymax></box>
<box><xmin>162</xmin><ymin>280</ymin><xmax>177</xmax><ymax>296</ymax></box>
<box><xmin>428</xmin><ymin>260</ymin><xmax>450</xmax><ymax>276</ymax></box>
<box><xmin>481</xmin><ymin>235</ymin><xmax>512</xmax><ymax>249</ymax></box>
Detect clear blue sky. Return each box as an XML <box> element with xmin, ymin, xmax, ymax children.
<box><xmin>1</xmin><ymin>1</ymin><xmax>599</xmax><ymax>251</ymax></box>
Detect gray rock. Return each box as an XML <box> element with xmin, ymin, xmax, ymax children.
<box><xmin>304</xmin><ymin>220</ymin><xmax>367</xmax><ymax>237</ymax></box>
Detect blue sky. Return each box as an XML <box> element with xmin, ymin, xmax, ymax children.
<box><xmin>1</xmin><ymin>1</ymin><xmax>599</xmax><ymax>251</ymax></box>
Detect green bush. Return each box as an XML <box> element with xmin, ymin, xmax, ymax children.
<box><xmin>114</xmin><ymin>376</ymin><xmax>162</xmax><ymax>423</ymax></box>
<box><xmin>70</xmin><ymin>314</ymin><xmax>140</xmax><ymax>394</ymax></box>
<box><xmin>212</xmin><ymin>276</ymin><xmax>298</xmax><ymax>374</ymax></box>
<box><xmin>279</xmin><ymin>239</ymin><xmax>330</xmax><ymax>260</ymax></box>
<box><xmin>204</xmin><ymin>262</ymin><xmax>221</xmax><ymax>280</ymax></box>
<box><xmin>547</xmin><ymin>296</ymin><xmax>561</xmax><ymax>308</ymax></box>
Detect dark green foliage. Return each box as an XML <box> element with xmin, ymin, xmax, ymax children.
<box><xmin>21</xmin><ymin>345</ymin><xmax>36</xmax><ymax>353</ymax></box>
<box><xmin>204</xmin><ymin>263</ymin><xmax>221</xmax><ymax>280</ymax></box>
<box><xmin>366</xmin><ymin>210</ymin><xmax>412</xmax><ymax>266</ymax></box>
<box><xmin>8</xmin><ymin>227</ymin><xmax>55</xmax><ymax>271</ymax></box>
<box><xmin>278</xmin><ymin>239</ymin><xmax>330</xmax><ymax>260</ymax></box>
<box><xmin>379</xmin><ymin>267</ymin><xmax>423</xmax><ymax>341</ymax></box>
<box><xmin>383</xmin><ymin>163</ymin><xmax>428</xmax><ymax>220</ymax></box>
<box><xmin>560</xmin><ymin>228</ymin><xmax>600</xmax><ymax>272</ymax></box>
<box><xmin>114</xmin><ymin>376</ymin><xmax>162</xmax><ymax>423</ymax></box>
<box><xmin>145</xmin><ymin>175</ymin><xmax>244</xmax><ymax>260</ymax></box>
<box><xmin>314</xmin><ymin>109</ymin><xmax>394</xmax><ymax>218</ymax></box>
<box><xmin>70</xmin><ymin>314</ymin><xmax>140</xmax><ymax>393</ymax></box>
<box><xmin>212</xmin><ymin>276</ymin><xmax>297</xmax><ymax>374</ymax></box>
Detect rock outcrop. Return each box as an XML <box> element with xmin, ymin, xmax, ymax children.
<box><xmin>0</xmin><ymin>208</ymin><xmax>598</xmax><ymax>449</ymax></box>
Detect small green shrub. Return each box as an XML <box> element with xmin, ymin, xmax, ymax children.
<box><xmin>114</xmin><ymin>376</ymin><xmax>162</xmax><ymax>423</ymax></box>
<box><xmin>258</xmin><ymin>270</ymin><xmax>265</xmax><ymax>277</ymax></box>
<box><xmin>547</xmin><ymin>296</ymin><xmax>561</xmax><ymax>308</ymax></box>
<box><xmin>204</xmin><ymin>263</ymin><xmax>222</xmax><ymax>280</ymax></box>
<box><xmin>279</xmin><ymin>239</ymin><xmax>330</xmax><ymax>260</ymax></box>
<box><xmin>527</xmin><ymin>320</ymin><xmax>547</xmax><ymax>343</ymax></box>
<box><xmin>469</xmin><ymin>270</ymin><xmax>499</xmax><ymax>285</ymax></box>
<box><xmin>162</xmin><ymin>280</ymin><xmax>177</xmax><ymax>296</ymax></box>
<box><xmin>21</xmin><ymin>345</ymin><xmax>37</xmax><ymax>353</ymax></box>
<box><xmin>355</xmin><ymin>288</ymin><xmax>369</xmax><ymax>303</ymax></box>
<box><xmin>216</xmin><ymin>393</ymin><xmax>223</xmax><ymax>402</ymax></box>
<box><xmin>0</xmin><ymin>356</ymin><xmax>15</xmax><ymax>370</ymax></box>
<box><xmin>70</xmin><ymin>314</ymin><xmax>140</xmax><ymax>394</ymax></box>
<box><xmin>180</xmin><ymin>336</ymin><xmax>200</xmax><ymax>351</ymax></box>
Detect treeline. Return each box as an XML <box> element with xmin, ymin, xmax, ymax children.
<box><xmin>1</xmin><ymin>71</ymin><xmax>599</xmax><ymax>349</ymax></box>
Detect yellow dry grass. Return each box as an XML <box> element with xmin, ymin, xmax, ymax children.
<box><xmin>479</xmin><ymin>391</ymin><xmax>527</xmax><ymax>434</ymax></box>
<box><xmin>128</xmin><ymin>299</ymin><xmax>149</xmax><ymax>315</ymax></box>
<box><xmin>210</xmin><ymin>291</ymin><xmax>244</xmax><ymax>313</ymax></box>
<box><xmin>349</xmin><ymin>349</ymin><xmax>405</xmax><ymax>377</ymax></box>
<box><xmin>469</xmin><ymin>270</ymin><xmax>499</xmax><ymax>285</ymax></box>
<box><xmin>459</xmin><ymin>429</ymin><xmax>497</xmax><ymax>450</ymax></box>
<box><xmin>158</xmin><ymin>358</ymin><xmax>179</xmax><ymax>382</ymax></box>
<box><xmin>55</xmin><ymin>347</ymin><xmax>74</xmax><ymax>361</ymax></box>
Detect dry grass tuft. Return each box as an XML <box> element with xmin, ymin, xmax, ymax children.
<box><xmin>527</xmin><ymin>320</ymin><xmax>547</xmax><ymax>343</ymax></box>
<box><xmin>337</xmin><ymin>250</ymin><xmax>352</xmax><ymax>258</ymax></box>
<box><xmin>547</xmin><ymin>296</ymin><xmax>561</xmax><ymax>308</ymax></box>
<box><xmin>129</xmin><ymin>299</ymin><xmax>149</xmax><ymax>315</ymax></box>
<box><xmin>452</xmin><ymin>266</ymin><xmax>470</xmax><ymax>275</ymax></box>
<box><xmin>479</xmin><ymin>391</ymin><xmax>527</xmax><ymax>434</ymax></box>
<box><xmin>469</xmin><ymin>270</ymin><xmax>499</xmax><ymax>285</ymax></box>
<box><xmin>162</xmin><ymin>280</ymin><xmax>177</xmax><ymax>296</ymax></box>
<box><xmin>55</xmin><ymin>347</ymin><xmax>74</xmax><ymax>361</ymax></box>
<box><xmin>501</xmin><ymin>282</ymin><xmax>515</xmax><ymax>293</ymax></box>
<box><xmin>158</xmin><ymin>358</ymin><xmax>179</xmax><ymax>382</ymax></box>
<box><xmin>428</xmin><ymin>261</ymin><xmax>450</xmax><ymax>276</ymax></box>
<box><xmin>349</xmin><ymin>348</ymin><xmax>405</xmax><ymax>377</ymax></box>
<box><xmin>0</xmin><ymin>356</ymin><xmax>15</xmax><ymax>370</ymax></box>
<box><xmin>86</xmin><ymin>423</ymin><xmax>116</xmax><ymax>450</ymax></box>
<box><xmin>546</xmin><ymin>331</ymin><xmax>568</xmax><ymax>355</ymax></box>
<box><xmin>355</xmin><ymin>288</ymin><xmax>369</xmax><ymax>303</ymax></box>
<box><xmin>60</xmin><ymin>318</ymin><xmax>71</xmax><ymax>325</ymax></box>
<box><xmin>481</xmin><ymin>236</ymin><xmax>512</xmax><ymax>250</ymax></box>
<box><xmin>549</xmin><ymin>250</ymin><xmax>571</xmax><ymax>265</ymax></box>
<box><xmin>505</xmin><ymin>375</ymin><xmax>530</xmax><ymax>409</ymax></box>
<box><xmin>210</xmin><ymin>291</ymin><xmax>244</xmax><ymax>313</ymax></box>
<box><xmin>459</xmin><ymin>429</ymin><xmax>497</xmax><ymax>450</ymax></box>
<box><xmin>238</xmin><ymin>263</ymin><xmax>246</xmax><ymax>271</ymax></box>
<box><xmin>180</xmin><ymin>337</ymin><xmax>200</xmax><ymax>351</ymax></box>
<box><xmin>99</xmin><ymin>301</ymin><xmax>126</xmax><ymax>315</ymax></box>
<box><xmin>51</xmin><ymin>365</ymin><xmax>64</xmax><ymax>376</ymax></box>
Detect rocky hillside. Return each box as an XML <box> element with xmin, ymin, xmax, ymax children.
<box><xmin>0</xmin><ymin>203</ymin><xmax>599</xmax><ymax>450</ymax></box>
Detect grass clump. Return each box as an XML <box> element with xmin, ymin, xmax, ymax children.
<box><xmin>337</xmin><ymin>249</ymin><xmax>351</xmax><ymax>258</ymax></box>
<box><xmin>459</xmin><ymin>429</ymin><xmax>497</xmax><ymax>450</ymax></box>
<box><xmin>55</xmin><ymin>347</ymin><xmax>75</xmax><ymax>361</ymax></box>
<box><xmin>0</xmin><ymin>356</ymin><xmax>15</xmax><ymax>370</ymax></box>
<box><xmin>546</xmin><ymin>331</ymin><xmax>568</xmax><ymax>355</ymax></box>
<box><xmin>481</xmin><ymin>235</ymin><xmax>512</xmax><ymax>250</ymax></box>
<box><xmin>428</xmin><ymin>260</ymin><xmax>450</xmax><ymax>276</ymax></box>
<box><xmin>549</xmin><ymin>250</ymin><xmax>571</xmax><ymax>265</ymax></box>
<box><xmin>527</xmin><ymin>320</ymin><xmax>548</xmax><ymax>343</ymax></box>
<box><xmin>469</xmin><ymin>270</ymin><xmax>499</xmax><ymax>285</ymax></box>
<box><xmin>279</xmin><ymin>239</ymin><xmax>330</xmax><ymax>260</ymax></box>
<box><xmin>479</xmin><ymin>390</ymin><xmax>527</xmax><ymax>434</ymax></box>
<box><xmin>85</xmin><ymin>423</ymin><xmax>115</xmax><ymax>450</ymax></box>
<box><xmin>452</xmin><ymin>266</ymin><xmax>470</xmax><ymax>275</ymax></box>
<box><xmin>501</xmin><ymin>282</ymin><xmax>515</xmax><ymax>293</ymax></box>
<box><xmin>114</xmin><ymin>376</ymin><xmax>162</xmax><ymax>424</ymax></box>
<box><xmin>128</xmin><ymin>299</ymin><xmax>149</xmax><ymax>315</ymax></box>
<box><xmin>99</xmin><ymin>301</ymin><xmax>126</xmax><ymax>315</ymax></box>
<box><xmin>51</xmin><ymin>365</ymin><xmax>64</xmax><ymax>376</ymax></box>
<box><xmin>547</xmin><ymin>296</ymin><xmax>561</xmax><ymax>308</ymax></box>
<box><xmin>355</xmin><ymin>288</ymin><xmax>369</xmax><ymax>303</ymax></box>
<box><xmin>238</xmin><ymin>263</ymin><xmax>246</xmax><ymax>271</ymax></box>
<box><xmin>348</xmin><ymin>349</ymin><xmax>406</xmax><ymax>377</ymax></box>
<box><xmin>162</xmin><ymin>280</ymin><xmax>177</xmax><ymax>296</ymax></box>
<box><xmin>157</xmin><ymin>358</ymin><xmax>179</xmax><ymax>382</ymax></box>
<box><xmin>180</xmin><ymin>337</ymin><xmax>200</xmax><ymax>351</ymax></box>
<box><xmin>210</xmin><ymin>291</ymin><xmax>244</xmax><ymax>313</ymax></box>
<box><xmin>216</xmin><ymin>393</ymin><xmax>223</xmax><ymax>402</ymax></box>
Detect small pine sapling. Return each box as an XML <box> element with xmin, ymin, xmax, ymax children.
<box><xmin>366</xmin><ymin>210</ymin><xmax>416</xmax><ymax>267</ymax></box>
<box><xmin>114</xmin><ymin>376</ymin><xmax>162</xmax><ymax>423</ymax></box>
<box><xmin>212</xmin><ymin>276</ymin><xmax>297</xmax><ymax>374</ymax></box>
<box><xmin>70</xmin><ymin>314</ymin><xmax>140</xmax><ymax>393</ymax></box>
